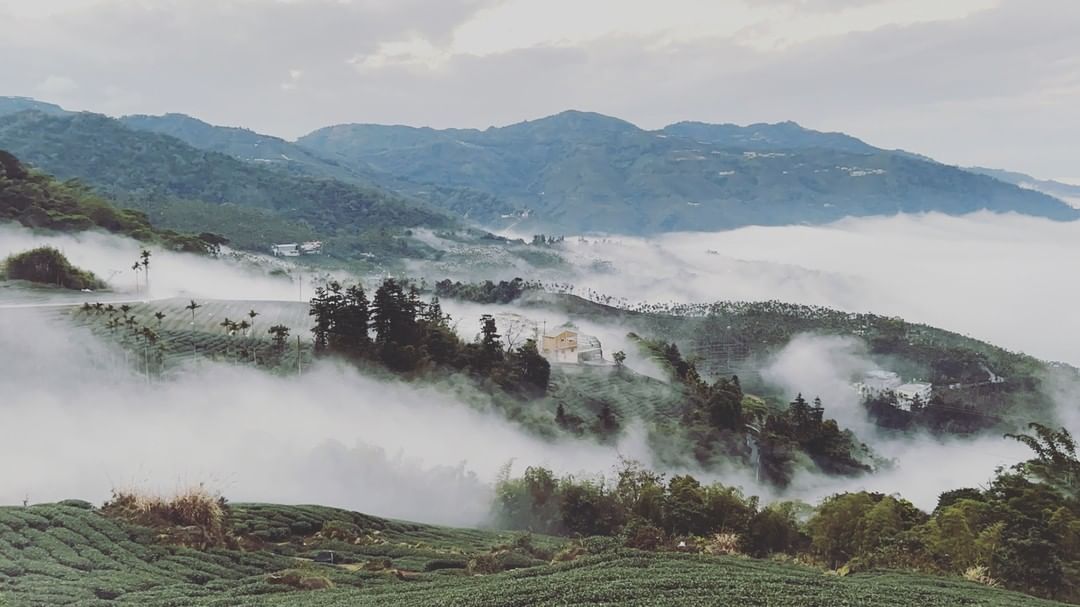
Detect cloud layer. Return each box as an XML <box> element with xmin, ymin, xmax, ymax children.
<box><xmin>0</xmin><ymin>0</ymin><xmax>1076</xmax><ymax>177</ymax></box>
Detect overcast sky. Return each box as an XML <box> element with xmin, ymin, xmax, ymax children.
<box><xmin>0</xmin><ymin>0</ymin><xmax>1076</xmax><ymax>179</ymax></box>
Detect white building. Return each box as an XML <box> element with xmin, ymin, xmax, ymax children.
<box><xmin>271</xmin><ymin>243</ymin><xmax>300</xmax><ymax>257</ymax></box>
<box><xmin>299</xmin><ymin>241</ymin><xmax>323</xmax><ymax>255</ymax></box>
<box><xmin>272</xmin><ymin>241</ymin><xmax>323</xmax><ymax>257</ymax></box>
<box><xmin>895</xmin><ymin>382</ymin><xmax>933</xmax><ymax>410</ymax></box>
<box><xmin>853</xmin><ymin>370</ymin><xmax>902</xmax><ymax>400</ymax></box>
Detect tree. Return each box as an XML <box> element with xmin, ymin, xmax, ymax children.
<box><xmin>268</xmin><ymin>324</ymin><xmax>291</xmax><ymax>353</ymax></box>
<box><xmin>140</xmin><ymin>249</ymin><xmax>151</xmax><ymax>300</ymax></box>
<box><xmin>308</xmin><ymin>286</ymin><xmax>332</xmax><ymax>354</ymax></box>
<box><xmin>247</xmin><ymin>309</ymin><xmax>259</xmax><ymax>335</ymax></box>
<box><xmin>1006</xmin><ymin>423</ymin><xmax>1080</xmax><ymax>498</ymax></box>
<box><xmin>478</xmin><ymin>314</ymin><xmax>502</xmax><ymax>368</ymax></box>
<box><xmin>613</xmin><ymin>350</ymin><xmax>627</xmax><ymax>368</ymax></box>
<box><xmin>185</xmin><ymin>299</ymin><xmax>202</xmax><ymax>362</ymax></box>
<box><xmin>154</xmin><ymin>311</ymin><xmax>166</xmax><ymax>327</ymax></box>
<box><xmin>513</xmin><ymin>338</ymin><xmax>550</xmax><ymax>396</ymax></box>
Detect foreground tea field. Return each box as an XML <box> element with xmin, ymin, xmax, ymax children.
<box><xmin>0</xmin><ymin>503</ymin><xmax>1068</xmax><ymax>607</ymax></box>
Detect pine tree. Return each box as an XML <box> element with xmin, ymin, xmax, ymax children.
<box><xmin>309</xmin><ymin>286</ymin><xmax>332</xmax><ymax>354</ymax></box>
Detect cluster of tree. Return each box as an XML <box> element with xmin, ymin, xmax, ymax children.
<box><xmin>78</xmin><ymin>301</ymin><xmax>162</xmax><ymax>378</ymax></box>
<box><xmin>493</xmin><ymin>461</ymin><xmax>805</xmax><ymax>556</ymax></box>
<box><xmin>530</xmin><ymin>234</ymin><xmax>565</xmax><ymax>246</ymax></box>
<box><xmin>310</xmin><ymin>278</ymin><xmax>550</xmax><ymax>397</ymax></box>
<box><xmin>637</xmin><ymin>336</ymin><xmax>871</xmax><ymax>485</ymax></box>
<box><xmin>433</xmin><ymin>278</ymin><xmax>541</xmax><ymax>305</ymax></box>
<box><xmin>864</xmin><ymin>392</ymin><xmax>998</xmax><ymax>434</ymax></box>
<box><xmin>494</xmin><ymin>424</ymin><xmax>1080</xmax><ymax>603</ymax></box>
<box><xmin>0</xmin><ymin>150</ymin><xmax>224</xmax><ymax>254</ymax></box>
<box><xmin>3</xmin><ymin>246</ymin><xmax>104</xmax><ymax>290</ymax></box>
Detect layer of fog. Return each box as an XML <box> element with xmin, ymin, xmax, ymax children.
<box><xmin>4</xmin><ymin>213</ymin><xmax>1078</xmax><ymax>517</ymax></box>
<box><xmin>0</xmin><ymin>224</ymin><xmax>310</xmax><ymax>303</ymax></box>
<box><xmin>762</xmin><ymin>334</ymin><xmax>1040</xmax><ymax>509</ymax></box>
<box><xmin>530</xmin><ymin>212</ymin><xmax>1080</xmax><ymax>367</ymax></box>
<box><xmin>0</xmin><ymin>311</ymin><xmax>658</xmax><ymax>525</ymax></box>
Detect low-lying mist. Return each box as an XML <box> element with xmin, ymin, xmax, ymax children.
<box><xmin>0</xmin><ymin>224</ymin><xmax>307</xmax><ymax>303</ymax></box>
<box><xmin>4</xmin><ymin>211</ymin><xmax>1078</xmax><ymax>520</ymax></box>
<box><xmin>539</xmin><ymin>212</ymin><xmax>1080</xmax><ymax>367</ymax></box>
<box><xmin>0</xmin><ymin>311</ymin><xmax>663</xmax><ymax>525</ymax></box>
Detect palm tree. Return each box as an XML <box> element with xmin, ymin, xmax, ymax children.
<box><xmin>154</xmin><ymin>311</ymin><xmax>166</xmax><ymax>327</ymax></box>
<box><xmin>119</xmin><ymin>304</ymin><xmax>132</xmax><ymax>317</ymax></box>
<box><xmin>140</xmin><ymin>326</ymin><xmax>158</xmax><ymax>381</ymax></box>
<box><xmin>185</xmin><ymin>299</ymin><xmax>202</xmax><ymax>363</ymax></box>
<box><xmin>247</xmin><ymin>309</ymin><xmax>259</xmax><ymax>336</ymax></box>
<box><xmin>132</xmin><ymin>262</ymin><xmax>141</xmax><ymax>295</ymax></box>
<box><xmin>140</xmin><ymin>249</ymin><xmax>151</xmax><ymax>300</ymax></box>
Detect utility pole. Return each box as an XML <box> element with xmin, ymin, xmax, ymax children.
<box><xmin>296</xmin><ymin>335</ymin><xmax>302</xmax><ymax>376</ymax></box>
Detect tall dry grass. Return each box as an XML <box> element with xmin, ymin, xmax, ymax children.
<box><xmin>102</xmin><ymin>484</ymin><xmax>230</xmax><ymax>548</ymax></box>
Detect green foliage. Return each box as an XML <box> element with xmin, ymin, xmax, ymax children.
<box><xmin>0</xmin><ymin>149</ymin><xmax>221</xmax><ymax>253</ymax></box>
<box><xmin>0</xmin><ymin>500</ymin><xmax>1071</xmax><ymax>606</ymax></box>
<box><xmin>0</xmin><ymin>112</ymin><xmax>454</xmax><ymax>258</ymax></box>
<box><xmin>434</xmin><ymin>278</ymin><xmax>538</xmax><ymax>304</ymax></box>
<box><xmin>298</xmin><ymin>110</ymin><xmax>1076</xmax><ymax>235</ymax></box>
<box><xmin>310</xmin><ymin>279</ymin><xmax>550</xmax><ymax>397</ymax></box>
<box><xmin>2</xmin><ymin>246</ymin><xmax>103</xmax><ymax>290</ymax></box>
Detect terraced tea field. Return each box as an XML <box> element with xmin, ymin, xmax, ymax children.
<box><xmin>0</xmin><ymin>503</ymin><xmax>1068</xmax><ymax>607</ymax></box>
<box><xmin>548</xmin><ymin>365</ymin><xmax>685</xmax><ymax>423</ymax></box>
<box><xmin>61</xmin><ymin>298</ymin><xmax>314</xmax><ymax>370</ymax></box>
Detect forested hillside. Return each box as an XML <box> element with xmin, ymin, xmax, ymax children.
<box><xmin>0</xmin><ymin>150</ymin><xmax>219</xmax><ymax>253</ymax></box>
<box><xmin>0</xmin><ymin>111</ymin><xmax>456</xmax><ymax>258</ymax></box>
<box><xmin>299</xmin><ymin>110</ymin><xmax>1077</xmax><ymax>234</ymax></box>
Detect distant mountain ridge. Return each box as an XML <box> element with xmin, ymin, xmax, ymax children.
<box><xmin>0</xmin><ymin>109</ymin><xmax>457</xmax><ymax>257</ymax></box>
<box><xmin>2</xmin><ymin>97</ymin><xmax>1076</xmax><ymax>236</ymax></box>
<box><xmin>967</xmin><ymin>166</ymin><xmax>1080</xmax><ymax>210</ymax></box>
<box><xmin>300</xmin><ymin>109</ymin><xmax>1077</xmax><ymax>234</ymax></box>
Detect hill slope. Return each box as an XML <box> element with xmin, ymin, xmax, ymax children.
<box><xmin>299</xmin><ymin>110</ymin><xmax>1077</xmax><ymax>234</ymax></box>
<box><xmin>0</xmin><ymin>150</ymin><xmax>218</xmax><ymax>253</ymax></box>
<box><xmin>117</xmin><ymin>112</ymin><xmax>519</xmax><ymax>223</ymax></box>
<box><xmin>0</xmin><ymin>111</ymin><xmax>456</xmax><ymax>256</ymax></box>
<box><xmin>0</xmin><ymin>503</ymin><xmax>1065</xmax><ymax>607</ymax></box>
<box><xmin>967</xmin><ymin>167</ymin><xmax>1080</xmax><ymax>209</ymax></box>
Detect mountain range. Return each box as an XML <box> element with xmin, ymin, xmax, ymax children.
<box><xmin>0</xmin><ymin>96</ymin><xmax>1075</xmax><ymax>248</ymax></box>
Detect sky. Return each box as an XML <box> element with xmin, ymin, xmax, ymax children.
<box><xmin>0</xmin><ymin>0</ymin><xmax>1077</xmax><ymax>179</ymax></box>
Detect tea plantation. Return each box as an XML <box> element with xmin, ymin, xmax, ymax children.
<box><xmin>0</xmin><ymin>503</ymin><xmax>1069</xmax><ymax>607</ymax></box>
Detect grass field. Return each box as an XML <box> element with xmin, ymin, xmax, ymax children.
<box><xmin>0</xmin><ymin>502</ymin><xmax>1069</xmax><ymax>607</ymax></box>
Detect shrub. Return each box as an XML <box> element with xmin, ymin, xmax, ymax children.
<box><xmin>423</xmin><ymin>558</ymin><xmax>468</xmax><ymax>572</ymax></box>
<box><xmin>320</xmin><ymin>520</ymin><xmax>360</xmax><ymax>542</ymax></box>
<box><xmin>703</xmin><ymin>532</ymin><xmax>743</xmax><ymax>556</ymax></box>
<box><xmin>622</xmin><ymin>519</ymin><xmax>666</xmax><ymax>551</ymax></box>
<box><xmin>963</xmin><ymin>565</ymin><xmax>1000</xmax><ymax>588</ymax></box>
<box><xmin>101</xmin><ymin>485</ymin><xmax>230</xmax><ymax>548</ymax></box>
<box><xmin>267</xmin><ymin>569</ymin><xmax>333</xmax><ymax>590</ymax></box>
<box><xmin>2</xmin><ymin>246</ymin><xmax>104</xmax><ymax>290</ymax></box>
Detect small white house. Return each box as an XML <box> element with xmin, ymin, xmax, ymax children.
<box><xmin>299</xmin><ymin>241</ymin><xmax>323</xmax><ymax>255</ymax></box>
<box><xmin>895</xmin><ymin>382</ymin><xmax>933</xmax><ymax>410</ymax></box>
<box><xmin>853</xmin><ymin>370</ymin><xmax>902</xmax><ymax>400</ymax></box>
<box><xmin>271</xmin><ymin>243</ymin><xmax>300</xmax><ymax>257</ymax></box>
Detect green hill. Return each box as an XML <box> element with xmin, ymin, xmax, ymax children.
<box><xmin>661</xmin><ymin>119</ymin><xmax>880</xmax><ymax>153</ymax></box>
<box><xmin>298</xmin><ymin>110</ymin><xmax>1077</xmax><ymax>234</ymax></box>
<box><xmin>0</xmin><ymin>502</ymin><xmax>1065</xmax><ymax>607</ymax></box>
<box><xmin>0</xmin><ymin>150</ymin><xmax>219</xmax><ymax>253</ymax></box>
<box><xmin>0</xmin><ymin>111</ymin><xmax>456</xmax><ymax>258</ymax></box>
<box><xmin>116</xmin><ymin>112</ymin><xmax>519</xmax><ymax>223</ymax></box>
